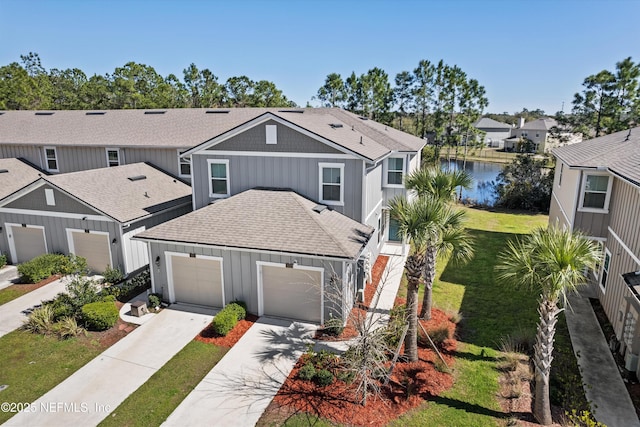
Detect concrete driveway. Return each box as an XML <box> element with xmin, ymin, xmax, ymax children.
<box><xmin>4</xmin><ymin>307</ymin><xmax>214</xmax><ymax>427</ymax></box>
<box><xmin>163</xmin><ymin>317</ymin><xmax>315</xmax><ymax>427</ymax></box>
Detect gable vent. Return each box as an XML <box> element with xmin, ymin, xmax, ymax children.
<box><xmin>144</xmin><ymin>111</ymin><xmax>166</xmax><ymax>115</ymax></box>
<box><xmin>86</xmin><ymin>111</ymin><xmax>106</xmax><ymax>115</ymax></box>
<box><xmin>0</xmin><ymin>169</ymin><xmax>8</xmax><ymax>174</ymax></box>
<box><xmin>35</xmin><ymin>112</ymin><xmax>54</xmax><ymax>116</ymax></box>
<box><xmin>312</xmin><ymin>205</ymin><xmax>327</xmax><ymax>213</ymax></box>
<box><xmin>127</xmin><ymin>175</ymin><xmax>147</xmax><ymax>181</ymax></box>
<box><xmin>278</xmin><ymin>109</ymin><xmax>304</xmax><ymax>114</ymax></box>
<box><xmin>329</xmin><ymin>123</ymin><xmax>343</xmax><ymax>129</ymax></box>
<box><xmin>205</xmin><ymin>110</ymin><xmax>230</xmax><ymax>114</ymax></box>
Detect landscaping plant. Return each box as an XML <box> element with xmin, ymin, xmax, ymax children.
<box><xmin>81</xmin><ymin>300</ymin><xmax>119</xmax><ymax>331</ymax></box>
<box><xmin>0</xmin><ymin>253</ymin><xmax>6</xmax><ymax>269</ymax></box>
<box><xmin>17</xmin><ymin>253</ymin><xmax>87</xmax><ymax>283</ymax></box>
<box><xmin>101</xmin><ymin>265</ymin><xmax>124</xmax><ymax>284</ymax></box>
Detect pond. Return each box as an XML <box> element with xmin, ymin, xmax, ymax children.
<box><xmin>439</xmin><ymin>159</ymin><xmax>503</xmax><ymax>206</ymax></box>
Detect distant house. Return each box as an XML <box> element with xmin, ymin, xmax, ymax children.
<box><xmin>0</xmin><ymin>163</ymin><xmax>192</xmax><ymax>274</ymax></box>
<box><xmin>504</xmin><ymin>117</ymin><xmax>581</xmax><ymax>153</ymax></box>
<box><xmin>549</xmin><ymin>127</ymin><xmax>640</xmax><ymax>374</ymax></box>
<box><xmin>474</xmin><ymin>117</ymin><xmax>512</xmax><ymax>148</ymax></box>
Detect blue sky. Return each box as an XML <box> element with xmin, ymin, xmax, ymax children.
<box><xmin>1</xmin><ymin>0</ymin><xmax>639</xmax><ymax>114</ymax></box>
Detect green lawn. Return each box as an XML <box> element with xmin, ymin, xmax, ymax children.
<box><xmin>0</xmin><ymin>330</ymin><xmax>106</xmax><ymax>424</ymax></box>
<box><xmin>99</xmin><ymin>340</ymin><xmax>227</xmax><ymax>427</ymax></box>
<box><xmin>0</xmin><ymin>286</ymin><xmax>31</xmax><ymax>305</ymax></box>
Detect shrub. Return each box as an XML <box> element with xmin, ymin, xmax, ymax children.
<box><xmin>66</xmin><ymin>276</ymin><xmax>101</xmax><ymax>309</ymax></box>
<box><xmin>59</xmin><ymin>254</ymin><xmax>88</xmax><ymax>276</ymax></box>
<box><xmin>298</xmin><ymin>363</ymin><xmax>316</xmax><ymax>381</ymax></box>
<box><xmin>101</xmin><ymin>265</ymin><xmax>124</xmax><ymax>284</ymax></box>
<box><xmin>17</xmin><ymin>253</ymin><xmax>87</xmax><ymax>283</ymax></box>
<box><xmin>226</xmin><ymin>302</ymin><xmax>246</xmax><ymax>321</ymax></box>
<box><xmin>23</xmin><ymin>305</ymin><xmax>56</xmax><ymax>335</ymax></box>
<box><xmin>53</xmin><ymin>316</ymin><xmax>85</xmax><ymax>338</ymax></box>
<box><xmin>212</xmin><ymin>309</ymin><xmax>237</xmax><ymax>336</ymax></box>
<box><xmin>81</xmin><ymin>301</ymin><xmax>119</xmax><ymax>331</ymax></box>
<box><xmin>148</xmin><ymin>293</ymin><xmax>162</xmax><ymax>308</ymax></box>
<box><xmin>45</xmin><ymin>294</ymin><xmax>75</xmax><ymax>321</ymax></box>
<box><xmin>426</xmin><ymin>325</ymin><xmax>451</xmax><ymax>348</ymax></box>
<box><xmin>0</xmin><ymin>253</ymin><xmax>6</xmax><ymax>269</ymax></box>
<box><xmin>314</xmin><ymin>369</ymin><xmax>334</xmax><ymax>386</ymax></box>
<box><xmin>101</xmin><ymin>294</ymin><xmax>116</xmax><ymax>303</ymax></box>
<box><xmin>322</xmin><ymin>317</ymin><xmax>344</xmax><ymax>336</ymax></box>
<box><xmin>102</xmin><ymin>268</ymin><xmax>150</xmax><ymax>302</ymax></box>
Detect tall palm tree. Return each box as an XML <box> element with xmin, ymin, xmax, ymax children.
<box><xmin>405</xmin><ymin>167</ymin><xmax>474</xmax><ymax>319</ymax></box>
<box><xmin>495</xmin><ymin>226</ymin><xmax>600</xmax><ymax>426</ymax></box>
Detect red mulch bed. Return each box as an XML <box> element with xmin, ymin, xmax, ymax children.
<box><xmin>78</xmin><ymin>301</ymin><xmax>137</xmax><ymax>349</ymax></box>
<box><xmin>195</xmin><ymin>314</ymin><xmax>258</xmax><ymax>348</ymax></box>
<box><xmin>4</xmin><ymin>274</ymin><xmax>62</xmax><ymax>294</ymax></box>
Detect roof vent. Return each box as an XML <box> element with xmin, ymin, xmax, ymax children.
<box><xmin>313</xmin><ymin>205</ymin><xmax>327</xmax><ymax>213</ymax></box>
<box><xmin>0</xmin><ymin>112</ymin><xmax>5</xmax><ymax>115</ymax></box>
<box><xmin>127</xmin><ymin>175</ymin><xmax>147</xmax><ymax>181</ymax></box>
<box><xmin>0</xmin><ymin>169</ymin><xmax>8</xmax><ymax>174</ymax></box>
<box><xmin>86</xmin><ymin>111</ymin><xmax>106</xmax><ymax>115</ymax></box>
<box><xmin>329</xmin><ymin>123</ymin><xmax>343</xmax><ymax>129</ymax></box>
<box><xmin>144</xmin><ymin>111</ymin><xmax>166</xmax><ymax>115</ymax></box>
<box><xmin>205</xmin><ymin>110</ymin><xmax>230</xmax><ymax>114</ymax></box>
<box><xmin>35</xmin><ymin>112</ymin><xmax>54</xmax><ymax>116</ymax></box>
<box><xmin>359</xmin><ymin>116</ymin><xmax>369</xmax><ymax>121</ymax></box>
<box><xmin>278</xmin><ymin>109</ymin><xmax>304</xmax><ymax>113</ymax></box>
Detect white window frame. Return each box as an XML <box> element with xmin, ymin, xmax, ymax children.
<box><xmin>44</xmin><ymin>188</ymin><xmax>55</xmax><ymax>206</ymax></box>
<box><xmin>592</xmin><ymin>239</ymin><xmax>605</xmax><ymax>280</ymax></box>
<box><xmin>266</xmin><ymin>125</ymin><xmax>277</xmax><ymax>145</ymax></box>
<box><xmin>105</xmin><ymin>148</ymin><xmax>120</xmax><ymax>167</ymax></box>
<box><xmin>177</xmin><ymin>150</ymin><xmax>191</xmax><ymax>178</ymax></box>
<box><xmin>318</xmin><ymin>162</ymin><xmax>344</xmax><ymax>206</ymax></box>
<box><xmin>384</xmin><ymin>156</ymin><xmax>405</xmax><ymax>188</ymax></box>
<box><xmin>207</xmin><ymin>159</ymin><xmax>230</xmax><ymax>199</ymax></box>
<box><xmin>44</xmin><ymin>146</ymin><xmax>59</xmax><ymax>172</ymax></box>
<box><xmin>600</xmin><ymin>248</ymin><xmax>611</xmax><ymax>293</ymax></box>
<box><xmin>578</xmin><ymin>172</ymin><xmax>613</xmax><ymax>213</ymax></box>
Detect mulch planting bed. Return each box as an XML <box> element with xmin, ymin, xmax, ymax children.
<box><xmin>4</xmin><ymin>274</ymin><xmax>62</xmax><ymax>294</ymax></box>
<box><xmin>195</xmin><ymin>314</ymin><xmax>258</xmax><ymax>348</ymax></box>
<box><xmin>78</xmin><ymin>301</ymin><xmax>137</xmax><ymax>349</ymax></box>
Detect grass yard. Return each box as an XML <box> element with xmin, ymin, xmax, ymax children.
<box><xmin>0</xmin><ymin>286</ymin><xmax>31</xmax><ymax>305</ymax></box>
<box><xmin>99</xmin><ymin>340</ymin><xmax>227</xmax><ymax>427</ymax></box>
<box><xmin>0</xmin><ymin>330</ymin><xmax>107</xmax><ymax>424</ymax></box>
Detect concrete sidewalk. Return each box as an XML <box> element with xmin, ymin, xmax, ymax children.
<box><xmin>0</xmin><ymin>265</ymin><xmax>19</xmax><ymax>290</ymax></box>
<box><xmin>565</xmin><ymin>292</ymin><xmax>640</xmax><ymax>427</ymax></box>
<box><xmin>5</xmin><ymin>307</ymin><xmax>213</xmax><ymax>427</ymax></box>
<box><xmin>163</xmin><ymin>317</ymin><xmax>315</xmax><ymax>427</ymax></box>
<box><xmin>0</xmin><ymin>277</ymin><xmax>68</xmax><ymax>338</ymax></box>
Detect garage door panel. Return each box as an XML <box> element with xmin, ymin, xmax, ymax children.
<box><xmin>171</xmin><ymin>256</ymin><xmax>223</xmax><ymax>308</ymax></box>
<box><xmin>262</xmin><ymin>265</ymin><xmax>322</xmax><ymax>323</ymax></box>
<box><xmin>70</xmin><ymin>231</ymin><xmax>111</xmax><ymax>273</ymax></box>
<box><xmin>11</xmin><ymin>226</ymin><xmax>47</xmax><ymax>263</ymax></box>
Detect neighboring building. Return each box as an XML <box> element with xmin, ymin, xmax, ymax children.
<box><xmin>549</xmin><ymin>127</ymin><xmax>640</xmax><ymax>374</ymax></box>
<box><xmin>0</xmin><ymin>163</ymin><xmax>192</xmax><ymax>274</ymax></box>
<box><xmin>504</xmin><ymin>117</ymin><xmax>581</xmax><ymax>153</ymax></box>
<box><xmin>474</xmin><ymin>117</ymin><xmax>512</xmax><ymax>148</ymax></box>
<box><xmin>0</xmin><ymin>158</ymin><xmax>44</xmax><ymax>201</ymax></box>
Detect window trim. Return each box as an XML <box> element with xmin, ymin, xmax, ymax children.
<box><xmin>43</xmin><ymin>146</ymin><xmax>59</xmax><ymax>172</ymax></box>
<box><xmin>600</xmin><ymin>248</ymin><xmax>611</xmax><ymax>293</ymax></box>
<box><xmin>207</xmin><ymin>159</ymin><xmax>230</xmax><ymax>199</ymax></box>
<box><xmin>105</xmin><ymin>148</ymin><xmax>121</xmax><ymax>167</ymax></box>
<box><xmin>558</xmin><ymin>163</ymin><xmax>564</xmax><ymax>187</ymax></box>
<box><xmin>266</xmin><ymin>125</ymin><xmax>277</xmax><ymax>145</ymax></box>
<box><xmin>578</xmin><ymin>172</ymin><xmax>613</xmax><ymax>214</ymax></box>
<box><xmin>44</xmin><ymin>188</ymin><xmax>56</xmax><ymax>206</ymax></box>
<box><xmin>318</xmin><ymin>162</ymin><xmax>344</xmax><ymax>206</ymax></box>
<box><xmin>592</xmin><ymin>240</ymin><xmax>605</xmax><ymax>280</ymax></box>
<box><xmin>177</xmin><ymin>150</ymin><xmax>191</xmax><ymax>178</ymax></box>
<box><xmin>384</xmin><ymin>156</ymin><xmax>405</xmax><ymax>188</ymax></box>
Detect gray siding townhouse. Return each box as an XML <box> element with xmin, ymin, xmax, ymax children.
<box><xmin>549</xmin><ymin>127</ymin><xmax>640</xmax><ymax>375</ymax></box>
<box><xmin>474</xmin><ymin>117</ymin><xmax>512</xmax><ymax>148</ymax></box>
<box><xmin>134</xmin><ymin>108</ymin><xmax>425</xmax><ymax>324</ymax></box>
<box><xmin>0</xmin><ymin>162</ymin><xmax>192</xmax><ymax>274</ymax></box>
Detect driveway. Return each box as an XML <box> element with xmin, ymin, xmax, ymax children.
<box><xmin>163</xmin><ymin>317</ymin><xmax>315</xmax><ymax>427</ymax></box>
<box><xmin>4</xmin><ymin>307</ymin><xmax>214</xmax><ymax>427</ymax></box>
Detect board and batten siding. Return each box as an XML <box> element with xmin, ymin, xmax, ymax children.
<box><xmin>124</xmin><ymin>147</ymin><xmax>192</xmax><ymax>180</ymax></box>
<box><xmin>549</xmin><ymin>162</ymin><xmax>581</xmax><ymax>228</ymax></box>
<box><xmin>147</xmin><ymin>241</ymin><xmax>344</xmax><ymax>321</ymax></box>
<box><xmin>0</xmin><ymin>145</ymin><xmax>43</xmax><ymax>169</ymax></box>
<box><xmin>608</xmin><ymin>178</ymin><xmax>640</xmax><ymax>258</ymax></box>
<box><xmin>5</xmin><ymin>185</ymin><xmax>96</xmax><ymax>215</ymax></box>
<box><xmin>192</xmin><ymin>154</ymin><xmax>364</xmax><ymax>221</ymax></box>
<box><xmin>574</xmin><ymin>210</ymin><xmax>610</xmax><ymax>238</ymax></box>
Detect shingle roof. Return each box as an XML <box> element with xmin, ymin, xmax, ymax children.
<box><xmin>43</xmin><ymin>163</ymin><xmax>192</xmax><ymax>223</ymax></box>
<box><xmin>520</xmin><ymin>118</ymin><xmax>557</xmax><ymax>131</ymax></box>
<box><xmin>0</xmin><ymin>158</ymin><xmax>43</xmax><ymax>200</ymax></box>
<box><xmin>0</xmin><ymin>108</ymin><xmax>425</xmax><ymax>162</ymax></box>
<box><xmin>474</xmin><ymin>117</ymin><xmax>512</xmax><ymax>129</ymax></box>
<box><xmin>553</xmin><ymin>127</ymin><xmax>640</xmax><ymax>186</ymax></box>
<box><xmin>135</xmin><ymin>189</ymin><xmax>373</xmax><ymax>259</ymax></box>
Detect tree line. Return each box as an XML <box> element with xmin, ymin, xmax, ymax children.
<box><xmin>0</xmin><ymin>53</ymin><xmax>296</xmax><ymax>110</ymax></box>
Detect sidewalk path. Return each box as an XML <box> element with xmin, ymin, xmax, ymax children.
<box><xmin>565</xmin><ymin>292</ymin><xmax>640</xmax><ymax>427</ymax></box>
<box><xmin>4</xmin><ymin>308</ymin><xmax>213</xmax><ymax>427</ymax></box>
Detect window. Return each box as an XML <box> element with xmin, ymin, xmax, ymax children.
<box><xmin>579</xmin><ymin>173</ymin><xmax>611</xmax><ymax>211</ymax></box>
<box><xmin>386</xmin><ymin>157</ymin><xmax>404</xmax><ymax>186</ymax></box>
<box><xmin>208</xmin><ymin>159</ymin><xmax>230</xmax><ymax>198</ymax></box>
<box><xmin>319</xmin><ymin>163</ymin><xmax>344</xmax><ymax>205</ymax></box>
<box><xmin>178</xmin><ymin>151</ymin><xmax>191</xmax><ymax>177</ymax></box>
<box><xmin>44</xmin><ymin>147</ymin><xmax>58</xmax><ymax>172</ymax></box>
<box><xmin>600</xmin><ymin>248</ymin><xmax>611</xmax><ymax>291</ymax></box>
<box><xmin>522</xmin><ymin>132</ymin><xmax>528</xmax><ymax>137</ymax></box>
<box><xmin>593</xmin><ymin>241</ymin><xmax>604</xmax><ymax>279</ymax></box>
<box><xmin>535</xmin><ymin>133</ymin><xmax>540</xmax><ymax>138</ymax></box>
<box><xmin>45</xmin><ymin>188</ymin><xmax>55</xmax><ymax>206</ymax></box>
<box><xmin>106</xmin><ymin>148</ymin><xmax>120</xmax><ymax>167</ymax></box>
<box><xmin>558</xmin><ymin>163</ymin><xmax>564</xmax><ymax>187</ymax></box>
<box><xmin>266</xmin><ymin>125</ymin><xmax>277</xmax><ymax>144</ymax></box>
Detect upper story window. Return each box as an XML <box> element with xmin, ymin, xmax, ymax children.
<box><xmin>178</xmin><ymin>150</ymin><xmax>191</xmax><ymax>177</ymax></box>
<box><xmin>600</xmin><ymin>248</ymin><xmax>611</xmax><ymax>292</ymax></box>
<box><xmin>558</xmin><ymin>163</ymin><xmax>564</xmax><ymax>187</ymax></box>
<box><xmin>208</xmin><ymin>159</ymin><xmax>230</xmax><ymax>198</ymax></box>
<box><xmin>319</xmin><ymin>163</ymin><xmax>344</xmax><ymax>206</ymax></box>
<box><xmin>106</xmin><ymin>148</ymin><xmax>120</xmax><ymax>167</ymax></box>
<box><xmin>579</xmin><ymin>173</ymin><xmax>612</xmax><ymax>212</ymax></box>
<box><xmin>386</xmin><ymin>157</ymin><xmax>404</xmax><ymax>186</ymax></box>
<box><xmin>44</xmin><ymin>147</ymin><xmax>59</xmax><ymax>172</ymax></box>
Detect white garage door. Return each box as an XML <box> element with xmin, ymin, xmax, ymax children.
<box><xmin>68</xmin><ymin>230</ymin><xmax>111</xmax><ymax>273</ymax></box>
<box><xmin>170</xmin><ymin>254</ymin><xmax>224</xmax><ymax>308</ymax></box>
<box><xmin>260</xmin><ymin>264</ymin><xmax>323</xmax><ymax>323</ymax></box>
<box><xmin>8</xmin><ymin>224</ymin><xmax>47</xmax><ymax>263</ymax></box>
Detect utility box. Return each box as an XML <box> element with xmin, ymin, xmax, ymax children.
<box><xmin>131</xmin><ymin>300</ymin><xmax>148</xmax><ymax>317</ymax></box>
<box><xmin>625</xmin><ymin>351</ymin><xmax>639</xmax><ymax>372</ymax></box>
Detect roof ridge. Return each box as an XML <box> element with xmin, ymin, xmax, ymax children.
<box><xmin>290</xmin><ymin>193</ymin><xmax>353</xmax><ymax>258</ymax></box>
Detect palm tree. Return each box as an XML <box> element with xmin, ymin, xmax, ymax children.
<box><xmin>405</xmin><ymin>167</ymin><xmax>474</xmax><ymax>319</ymax></box>
<box><xmin>495</xmin><ymin>226</ymin><xmax>600</xmax><ymax>425</ymax></box>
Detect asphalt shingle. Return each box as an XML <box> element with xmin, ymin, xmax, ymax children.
<box><xmin>0</xmin><ymin>158</ymin><xmax>43</xmax><ymax>200</ymax></box>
